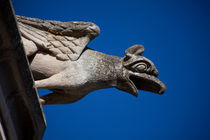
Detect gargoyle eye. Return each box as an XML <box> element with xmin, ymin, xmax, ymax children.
<box><xmin>132</xmin><ymin>62</ymin><xmax>148</xmax><ymax>72</ymax></box>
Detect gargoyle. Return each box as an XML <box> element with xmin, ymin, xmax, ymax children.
<box><xmin>16</xmin><ymin>16</ymin><xmax>166</xmax><ymax>105</ymax></box>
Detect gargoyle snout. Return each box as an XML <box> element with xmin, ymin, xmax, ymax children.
<box><xmin>152</xmin><ymin>67</ymin><xmax>159</xmax><ymax>77</ymax></box>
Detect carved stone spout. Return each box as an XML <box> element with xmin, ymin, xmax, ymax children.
<box><xmin>16</xmin><ymin>16</ymin><xmax>166</xmax><ymax>105</ymax></box>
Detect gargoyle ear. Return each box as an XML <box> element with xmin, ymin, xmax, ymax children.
<box><xmin>125</xmin><ymin>45</ymin><xmax>144</xmax><ymax>58</ymax></box>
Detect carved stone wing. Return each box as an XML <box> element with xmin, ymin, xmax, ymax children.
<box><xmin>16</xmin><ymin>15</ymin><xmax>100</xmax><ymax>61</ymax></box>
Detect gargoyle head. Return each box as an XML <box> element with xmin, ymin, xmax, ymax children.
<box><xmin>117</xmin><ymin>45</ymin><xmax>166</xmax><ymax>97</ymax></box>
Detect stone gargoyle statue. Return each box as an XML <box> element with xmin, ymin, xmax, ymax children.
<box><xmin>16</xmin><ymin>16</ymin><xmax>166</xmax><ymax>105</ymax></box>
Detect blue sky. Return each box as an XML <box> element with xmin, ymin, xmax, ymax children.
<box><xmin>14</xmin><ymin>0</ymin><xmax>210</xmax><ymax>140</ymax></box>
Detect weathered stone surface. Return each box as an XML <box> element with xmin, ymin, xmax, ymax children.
<box><xmin>17</xmin><ymin>16</ymin><xmax>166</xmax><ymax>105</ymax></box>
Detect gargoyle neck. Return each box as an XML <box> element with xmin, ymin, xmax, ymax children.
<box><xmin>82</xmin><ymin>49</ymin><xmax>122</xmax><ymax>91</ymax></box>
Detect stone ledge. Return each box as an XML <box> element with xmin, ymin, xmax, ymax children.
<box><xmin>0</xmin><ymin>0</ymin><xmax>46</xmax><ymax>139</ymax></box>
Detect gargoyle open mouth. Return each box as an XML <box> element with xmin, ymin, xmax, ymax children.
<box><xmin>121</xmin><ymin>44</ymin><xmax>166</xmax><ymax>97</ymax></box>
<box><xmin>128</xmin><ymin>72</ymin><xmax>166</xmax><ymax>97</ymax></box>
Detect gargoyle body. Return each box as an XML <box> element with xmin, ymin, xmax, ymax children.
<box><xmin>16</xmin><ymin>16</ymin><xmax>166</xmax><ymax>105</ymax></box>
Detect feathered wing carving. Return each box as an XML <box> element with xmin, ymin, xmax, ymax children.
<box><xmin>16</xmin><ymin>15</ymin><xmax>100</xmax><ymax>61</ymax></box>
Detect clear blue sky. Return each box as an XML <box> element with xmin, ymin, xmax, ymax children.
<box><xmin>14</xmin><ymin>0</ymin><xmax>210</xmax><ymax>140</ymax></box>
